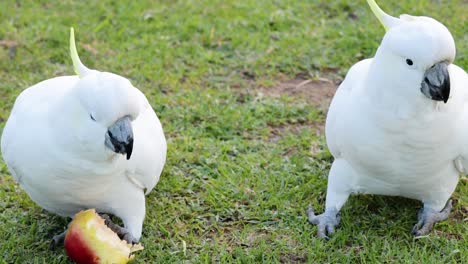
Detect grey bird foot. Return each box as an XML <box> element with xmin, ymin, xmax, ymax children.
<box><xmin>100</xmin><ymin>214</ymin><xmax>138</xmax><ymax>244</ymax></box>
<box><xmin>50</xmin><ymin>230</ymin><xmax>67</xmax><ymax>250</ymax></box>
<box><xmin>412</xmin><ymin>200</ymin><xmax>452</xmax><ymax>237</ymax></box>
<box><xmin>307</xmin><ymin>206</ymin><xmax>341</xmax><ymax>239</ymax></box>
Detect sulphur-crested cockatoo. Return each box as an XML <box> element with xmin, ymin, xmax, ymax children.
<box><xmin>1</xmin><ymin>28</ymin><xmax>167</xmax><ymax>244</ymax></box>
<box><xmin>307</xmin><ymin>0</ymin><xmax>467</xmax><ymax>238</ymax></box>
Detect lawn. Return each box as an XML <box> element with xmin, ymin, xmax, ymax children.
<box><xmin>0</xmin><ymin>0</ymin><xmax>467</xmax><ymax>263</ymax></box>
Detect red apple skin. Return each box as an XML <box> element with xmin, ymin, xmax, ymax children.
<box><xmin>65</xmin><ymin>224</ymin><xmax>100</xmax><ymax>264</ymax></box>
<box><xmin>64</xmin><ymin>209</ymin><xmax>134</xmax><ymax>264</ymax></box>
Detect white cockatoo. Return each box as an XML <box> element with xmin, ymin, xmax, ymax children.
<box><xmin>308</xmin><ymin>0</ymin><xmax>467</xmax><ymax>238</ymax></box>
<box><xmin>1</xmin><ymin>28</ymin><xmax>167</xmax><ymax>244</ymax></box>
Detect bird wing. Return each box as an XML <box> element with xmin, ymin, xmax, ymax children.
<box><xmin>125</xmin><ymin>90</ymin><xmax>167</xmax><ymax>195</ymax></box>
<box><xmin>450</xmin><ymin>65</ymin><xmax>468</xmax><ymax>173</ymax></box>
<box><xmin>1</xmin><ymin>76</ymin><xmax>78</xmax><ymax>184</ymax></box>
<box><xmin>325</xmin><ymin>59</ymin><xmax>372</xmax><ymax>158</ymax></box>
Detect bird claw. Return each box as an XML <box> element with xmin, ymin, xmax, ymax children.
<box><xmin>122</xmin><ymin>233</ymin><xmax>138</xmax><ymax>244</ymax></box>
<box><xmin>307</xmin><ymin>206</ymin><xmax>341</xmax><ymax>239</ymax></box>
<box><xmin>412</xmin><ymin>200</ymin><xmax>452</xmax><ymax>236</ymax></box>
<box><xmin>100</xmin><ymin>214</ymin><xmax>138</xmax><ymax>244</ymax></box>
<box><xmin>49</xmin><ymin>230</ymin><xmax>67</xmax><ymax>250</ymax></box>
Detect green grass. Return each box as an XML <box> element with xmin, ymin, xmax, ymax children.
<box><xmin>0</xmin><ymin>0</ymin><xmax>467</xmax><ymax>263</ymax></box>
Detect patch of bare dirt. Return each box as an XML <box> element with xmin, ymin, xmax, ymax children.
<box><xmin>268</xmin><ymin>123</ymin><xmax>324</xmax><ymax>143</ymax></box>
<box><xmin>0</xmin><ymin>39</ymin><xmax>19</xmax><ymax>59</ymax></box>
<box><xmin>262</xmin><ymin>76</ymin><xmax>339</xmax><ymax>142</ymax></box>
<box><xmin>233</xmin><ymin>73</ymin><xmax>340</xmax><ymax>143</ymax></box>
<box><xmin>81</xmin><ymin>43</ymin><xmax>99</xmax><ymax>55</ymax></box>
<box><xmin>267</xmin><ymin>122</ymin><xmax>328</xmax><ymax>157</ymax></box>
<box><xmin>0</xmin><ymin>39</ymin><xmax>18</xmax><ymax>48</ymax></box>
<box><xmin>279</xmin><ymin>253</ymin><xmax>308</xmax><ymax>263</ymax></box>
<box><xmin>260</xmin><ymin>77</ymin><xmax>339</xmax><ymax>112</ymax></box>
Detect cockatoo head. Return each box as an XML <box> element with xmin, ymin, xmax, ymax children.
<box><xmin>367</xmin><ymin>0</ymin><xmax>455</xmax><ymax>103</ymax></box>
<box><xmin>69</xmin><ymin>28</ymin><xmax>139</xmax><ymax>160</ymax></box>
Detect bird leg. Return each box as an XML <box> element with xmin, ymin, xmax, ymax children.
<box><xmin>307</xmin><ymin>206</ymin><xmax>341</xmax><ymax>239</ymax></box>
<box><xmin>100</xmin><ymin>214</ymin><xmax>138</xmax><ymax>244</ymax></box>
<box><xmin>50</xmin><ymin>229</ymin><xmax>67</xmax><ymax>250</ymax></box>
<box><xmin>412</xmin><ymin>199</ymin><xmax>452</xmax><ymax>236</ymax></box>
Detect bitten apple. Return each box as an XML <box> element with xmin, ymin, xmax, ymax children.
<box><xmin>64</xmin><ymin>209</ymin><xmax>142</xmax><ymax>264</ymax></box>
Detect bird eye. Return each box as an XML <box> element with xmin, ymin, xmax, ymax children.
<box><xmin>406</xmin><ymin>59</ymin><xmax>414</xmax><ymax>66</ymax></box>
<box><xmin>90</xmin><ymin>114</ymin><xmax>96</xmax><ymax>121</ymax></box>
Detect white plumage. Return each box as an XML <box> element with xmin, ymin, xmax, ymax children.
<box><xmin>308</xmin><ymin>0</ymin><xmax>467</xmax><ymax>237</ymax></box>
<box><xmin>1</xmin><ymin>28</ymin><xmax>166</xmax><ymax>242</ymax></box>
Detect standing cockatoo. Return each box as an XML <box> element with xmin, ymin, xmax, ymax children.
<box><xmin>308</xmin><ymin>0</ymin><xmax>467</xmax><ymax>238</ymax></box>
<box><xmin>1</xmin><ymin>28</ymin><xmax>167</xmax><ymax>244</ymax></box>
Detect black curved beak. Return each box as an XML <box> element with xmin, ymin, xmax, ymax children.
<box><xmin>420</xmin><ymin>61</ymin><xmax>450</xmax><ymax>103</ymax></box>
<box><xmin>105</xmin><ymin>116</ymin><xmax>134</xmax><ymax>160</ymax></box>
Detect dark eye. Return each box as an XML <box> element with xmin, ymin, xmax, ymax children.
<box><xmin>90</xmin><ymin>114</ymin><xmax>96</xmax><ymax>121</ymax></box>
<box><xmin>406</xmin><ymin>59</ymin><xmax>413</xmax><ymax>66</ymax></box>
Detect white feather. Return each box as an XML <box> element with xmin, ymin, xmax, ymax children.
<box><xmin>1</xmin><ymin>32</ymin><xmax>166</xmax><ymax>241</ymax></box>
<box><xmin>323</xmin><ymin>13</ymin><xmax>466</xmax><ymax>212</ymax></box>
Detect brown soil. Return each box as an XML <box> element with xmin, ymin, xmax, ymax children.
<box><xmin>260</xmin><ymin>77</ymin><xmax>339</xmax><ymax>112</ymax></box>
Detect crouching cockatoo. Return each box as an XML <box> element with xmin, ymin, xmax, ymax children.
<box><xmin>307</xmin><ymin>0</ymin><xmax>467</xmax><ymax>238</ymax></box>
<box><xmin>1</xmin><ymin>28</ymin><xmax>167</xmax><ymax>245</ymax></box>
